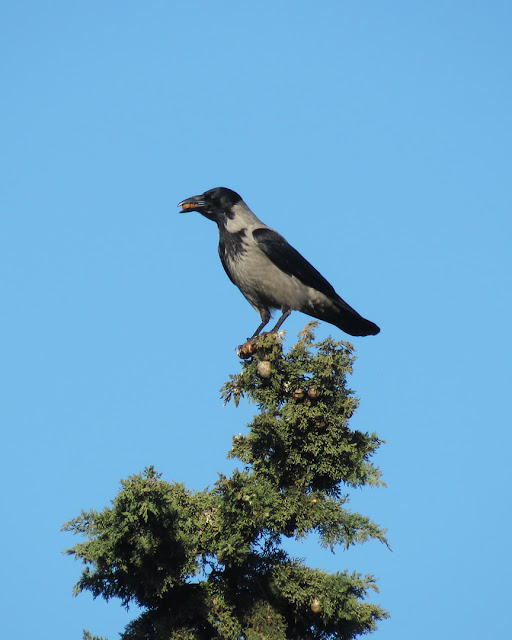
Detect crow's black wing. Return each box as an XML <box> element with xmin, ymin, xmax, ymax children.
<box><xmin>252</xmin><ymin>228</ymin><xmax>338</xmax><ymax>298</ymax></box>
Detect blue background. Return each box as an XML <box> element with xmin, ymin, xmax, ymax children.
<box><xmin>2</xmin><ymin>2</ymin><xmax>511</xmax><ymax>638</ymax></box>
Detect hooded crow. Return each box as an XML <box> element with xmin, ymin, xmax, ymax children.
<box><xmin>178</xmin><ymin>187</ymin><xmax>380</xmax><ymax>339</ymax></box>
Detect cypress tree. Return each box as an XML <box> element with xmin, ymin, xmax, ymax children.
<box><xmin>64</xmin><ymin>323</ymin><xmax>388</xmax><ymax>639</ymax></box>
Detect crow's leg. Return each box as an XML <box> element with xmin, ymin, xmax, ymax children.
<box><xmin>250</xmin><ymin>310</ymin><xmax>271</xmax><ymax>339</ymax></box>
<box><xmin>269</xmin><ymin>309</ymin><xmax>291</xmax><ymax>333</ymax></box>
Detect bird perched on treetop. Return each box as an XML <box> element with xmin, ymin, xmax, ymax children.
<box><xmin>178</xmin><ymin>187</ymin><xmax>380</xmax><ymax>339</ymax></box>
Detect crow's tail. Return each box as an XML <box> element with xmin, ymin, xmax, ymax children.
<box><xmin>306</xmin><ymin>296</ymin><xmax>380</xmax><ymax>337</ymax></box>
<box><xmin>332</xmin><ymin>296</ymin><xmax>380</xmax><ymax>336</ymax></box>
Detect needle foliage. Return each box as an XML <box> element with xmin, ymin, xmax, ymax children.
<box><xmin>64</xmin><ymin>323</ymin><xmax>388</xmax><ymax>639</ymax></box>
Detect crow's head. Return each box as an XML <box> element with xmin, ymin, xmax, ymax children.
<box><xmin>178</xmin><ymin>187</ymin><xmax>243</xmax><ymax>223</ymax></box>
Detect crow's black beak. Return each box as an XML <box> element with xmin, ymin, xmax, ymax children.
<box><xmin>178</xmin><ymin>195</ymin><xmax>205</xmax><ymax>213</ymax></box>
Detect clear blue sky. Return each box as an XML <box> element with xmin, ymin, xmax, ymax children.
<box><xmin>2</xmin><ymin>2</ymin><xmax>511</xmax><ymax>638</ymax></box>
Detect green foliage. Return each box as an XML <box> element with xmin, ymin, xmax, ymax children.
<box><xmin>64</xmin><ymin>323</ymin><xmax>388</xmax><ymax>639</ymax></box>
<box><xmin>223</xmin><ymin>326</ymin><xmax>384</xmax><ymax>494</ymax></box>
<box><xmin>83</xmin><ymin>631</ymin><xmax>109</xmax><ymax>640</ymax></box>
